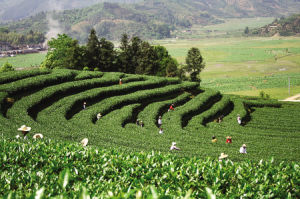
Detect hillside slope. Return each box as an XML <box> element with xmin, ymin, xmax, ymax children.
<box><xmin>251</xmin><ymin>14</ymin><xmax>300</xmax><ymax>36</ymax></box>
<box><xmin>2</xmin><ymin>0</ymin><xmax>300</xmax><ymax>41</ymax></box>
<box><xmin>0</xmin><ymin>69</ymin><xmax>299</xmax><ymax>162</ymax></box>
<box><xmin>0</xmin><ymin>0</ymin><xmax>140</xmax><ymax>21</ymax></box>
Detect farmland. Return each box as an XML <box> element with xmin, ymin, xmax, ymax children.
<box><xmin>2</xmin><ymin>36</ymin><xmax>300</xmax><ymax>99</ymax></box>
<box><xmin>0</xmin><ymin>68</ymin><xmax>299</xmax><ymax>198</ymax></box>
<box><xmin>0</xmin><ymin>69</ymin><xmax>299</xmax><ymax>162</ymax></box>
<box><xmin>1</xmin><ymin>138</ymin><xmax>299</xmax><ymax>198</ymax></box>
<box><xmin>0</xmin><ymin>53</ymin><xmax>46</xmax><ymax>69</ymax></box>
<box><xmin>156</xmin><ymin>37</ymin><xmax>300</xmax><ymax>99</ymax></box>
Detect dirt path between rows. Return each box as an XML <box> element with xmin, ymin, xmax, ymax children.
<box><xmin>282</xmin><ymin>93</ymin><xmax>300</xmax><ymax>102</ymax></box>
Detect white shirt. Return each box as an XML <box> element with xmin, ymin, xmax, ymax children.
<box><xmin>240</xmin><ymin>147</ymin><xmax>247</xmax><ymax>154</ymax></box>
<box><xmin>170</xmin><ymin>145</ymin><xmax>179</xmax><ymax>150</ymax></box>
<box><xmin>237</xmin><ymin>117</ymin><xmax>241</xmax><ymax>124</ymax></box>
<box><xmin>158</xmin><ymin>119</ymin><xmax>162</xmax><ymax>125</ymax></box>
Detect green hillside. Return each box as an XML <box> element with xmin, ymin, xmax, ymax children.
<box><xmin>3</xmin><ymin>0</ymin><xmax>300</xmax><ymax>41</ymax></box>
<box><xmin>0</xmin><ymin>0</ymin><xmax>141</xmax><ymax>21</ymax></box>
<box><xmin>251</xmin><ymin>14</ymin><xmax>300</xmax><ymax>36</ymax></box>
<box><xmin>0</xmin><ymin>69</ymin><xmax>299</xmax><ymax>162</ymax></box>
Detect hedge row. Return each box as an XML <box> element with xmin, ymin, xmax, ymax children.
<box><xmin>163</xmin><ymin>88</ymin><xmax>221</xmax><ymax>132</ymax></box>
<box><xmin>137</xmin><ymin>92</ymin><xmax>193</xmax><ymax>130</ymax></box>
<box><xmin>72</xmin><ymin>82</ymin><xmax>199</xmax><ymax>127</ymax></box>
<box><xmin>0</xmin><ymin>69</ymin><xmax>51</xmax><ymax>85</ymax></box>
<box><xmin>186</xmin><ymin>95</ymin><xmax>232</xmax><ymax>130</ymax></box>
<box><xmin>0</xmin><ymin>69</ymin><xmax>77</xmax><ymax>95</ymax></box>
<box><xmin>6</xmin><ymin>72</ymin><xmax>125</xmax><ymax>123</ymax></box>
<box><xmin>74</xmin><ymin>70</ymin><xmax>104</xmax><ymax>80</ymax></box>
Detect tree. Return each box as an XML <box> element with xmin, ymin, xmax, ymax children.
<box><xmin>154</xmin><ymin>45</ymin><xmax>178</xmax><ymax>77</ymax></box>
<box><xmin>136</xmin><ymin>41</ymin><xmax>159</xmax><ymax>75</ymax></box>
<box><xmin>166</xmin><ymin>58</ymin><xmax>178</xmax><ymax>77</ymax></box>
<box><xmin>41</xmin><ymin>34</ymin><xmax>83</xmax><ymax>69</ymax></box>
<box><xmin>244</xmin><ymin>26</ymin><xmax>249</xmax><ymax>35</ymax></box>
<box><xmin>118</xmin><ymin>33</ymin><xmax>131</xmax><ymax>72</ymax></box>
<box><xmin>98</xmin><ymin>37</ymin><xmax>116</xmax><ymax>72</ymax></box>
<box><xmin>185</xmin><ymin>47</ymin><xmax>205</xmax><ymax>82</ymax></box>
<box><xmin>85</xmin><ymin>29</ymin><xmax>100</xmax><ymax>70</ymax></box>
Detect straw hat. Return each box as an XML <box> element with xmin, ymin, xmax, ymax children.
<box><xmin>18</xmin><ymin>125</ymin><xmax>31</xmax><ymax>132</ymax></box>
<box><xmin>226</xmin><ymin>136</ymin><xmax>232</xmax><ymax>139</ymax></box>
<box><xmin>33</xmin><ymin>133</ymin><xmax>43</xmax><ymax>139</ymax></box>
<box><xmin>172</xmin><ymin>142</ymin><xmax>176</xmax><ymax>146</ymax></box>
<box><xmin>242</xmin><ymin>144</ymin><xmax>246</xmax><ymax>147</ymax></box>
<box><xmin>219</xmin><ymin>153</ymin><xmax>228</xmax><ymax>159</ymax></box>
<box><xmin>81</xmin><ymin>138</ymin><xmax>88</xmax><ymax>146</ymax></box>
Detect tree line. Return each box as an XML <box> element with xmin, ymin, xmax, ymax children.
<box><xmin>0</xmin><ymin>28</ymin><xmax>45</xmax><ymax>46</ymax></box>
<box><xmin>41</xmin><ymin>29</ymin><xmax>205</xmax><ymax>81</ymax></box>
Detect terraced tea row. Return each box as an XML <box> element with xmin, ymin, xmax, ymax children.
<box><xmin>0</xmin><ymin>69</ymin><xmax>299</xmax><ymax>161</ymax></box>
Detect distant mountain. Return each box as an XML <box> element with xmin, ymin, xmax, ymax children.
<box><xmin>0</xmin><ymin>0</ymin><xmax>141</xmax><ymax>21</ymax></box>
<box><xmin>1</xmin><ymin>0</ymin><xmax>300</xmax><ymax>42</ymax></box>
<box><xmin>251</xmin><ymin>14</ymin><xmax>300</xmax><ymax>36</ymax></box>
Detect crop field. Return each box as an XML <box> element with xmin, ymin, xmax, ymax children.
<box><xmin>0</xmin><ymin>53</ymin><xmax>46</xmax><ymax>69</ymax></box>
<box><xmin>0</xmin><ymin>69</ymin><xmax>299</xmax><ymax>161</ymax></box>
<box><xmin>2</xmin><ymin>36</ymin><xmax>300</xmax><ymax>99</ymax></box>
<box><xmin>174</xmin><ymin>17</ymin><xmax>274</xmax><ymax>38</ymax></box>
<box><xmin>0</xmin><ymin>69</ymin><xmax>299</xmax><ymax>198</ymax></box>
<box><xmin>1</xmin><ymin>138</ymin><xmax>299</xmax><ymax>198</ymax></box>
<box><xmin>156</xmin><ymin>37</ymin><xmax>300</xmax><ymax>99</ymax></box>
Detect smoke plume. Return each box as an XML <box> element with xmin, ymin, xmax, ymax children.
<box><xmin>43</xmin><ymin>0</ymin><xmax>64</xmax><ymax>47</ymax></box>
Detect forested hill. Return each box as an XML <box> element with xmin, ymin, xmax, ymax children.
<box><xmin>1</xmin><ymin>0</ymin><xmax>300</xmax><ymax>41</ymax></box>
<box><xmin>0</xmin><ymin>0</ymin><xmax>141</xmax><ymax>21</ymax></box>
<box><xmin>250</xmin><ymin>14</ymin><xmax>300</xmax><ymax>36</ymax></box>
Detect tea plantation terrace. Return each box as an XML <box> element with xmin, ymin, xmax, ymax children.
<box><xmin>0</xmin><ymin>69</ymin><xmax>299</xmax><ymax>162</ymax></box>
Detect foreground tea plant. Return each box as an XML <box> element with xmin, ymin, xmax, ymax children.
<box><xmin>0</xmin><ymin>138</ymin><xmax>299</xmax><ymax>198</ymax></box>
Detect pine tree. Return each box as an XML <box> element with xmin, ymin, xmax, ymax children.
<box><xmin>86</xmin><ymin>29</ymin><xmax>100</xmax><ymax>70</ymax></box>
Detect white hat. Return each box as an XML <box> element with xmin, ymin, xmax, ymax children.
<box><xmin>81</xmin><ymin>138</ymin><xmax>89</xmax><ymax>146</ymax></box>
<box><xmin>219</xmin><ymin>153</ymin><xmax>228</xmax><ymax>159</ymax></box>
<box><xmin>18</xmin><ymin>125</ymin><xmax>31</xmax><ymax>132</ymax></box>
<box><xmin>33</xmin><ymin>133</ymin><xmax>43</xmax><ymax>139</ymax></box>
<box><xmin>172</xmin><ymin>142</ymin><xmax>176</xmax><ymax>146</ymax></box>
<box><xmin>242</xmin><ymin>144</ymin><xmax>246</xmax><ymax>147</ymax></box>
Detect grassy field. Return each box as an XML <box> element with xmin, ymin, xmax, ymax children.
<box><xmin>155</xmin><ymin>37</ymin><xmax>300</xmax><ymax>99</ymax></box>
<box><xmin>0</xmin><ymin>52</ymin><xmax>46</xmax><ymax>69</ymax></box>
<box><xmin>174</xmin><ymin>17</ymin><xmax>275</xmax><ymax>38</ymax></box>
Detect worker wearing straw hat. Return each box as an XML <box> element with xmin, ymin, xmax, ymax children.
<box><xmin>226</xmin><ymin>136</ymin><xmax>232</xmax><ymax>143</ymax></box>
<box><xmin>219</xmin><ymin>153</ymin><xmax>228</xmax><ymax>161</ymax></box>
<box><xmin>240</xmin><ymin>144</ymin><xmax>247</xmax><ymax>154</ymax></box>
<box><xmin>17</xmin><ymin>125</ymin><xmax>31</xmax><ymax>139</ymax></box>
<box><xmin>170</xmin><ymin>142</ymin><xmax>180</xmax><ymax>150</ymax></box>
<box><xmin>81</xmin><ymin>138</ymin><xmax>89</xmax><ymax>147</ymax></box>
<box><xmin>212</xmin><ymin>136</ymin><xmax>217</xmax><ymax>143</ymax></box>
<box><xmin>97</xmin><ymin>112</ymin><xmax>102</xmax><ymax>120</ymax></box>
<box><xmin>237</xmin><ymin>114</ymin><xmax>242</xmax><ymax>125</ymax></box>
<box><xmin>158</xmin><ymin>116</ymin><xmax>162</xmax><ymax>128</ymax></box>
<box><xmin>33</xmin><ymin>133</ymin><xmax>43</xmax><ymax>139</ymax></box>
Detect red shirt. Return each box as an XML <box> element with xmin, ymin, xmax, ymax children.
<box><xmin>226</xmin><ymin>138</ymin><xmax>232</xmax><ymax>143</ymax></box>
